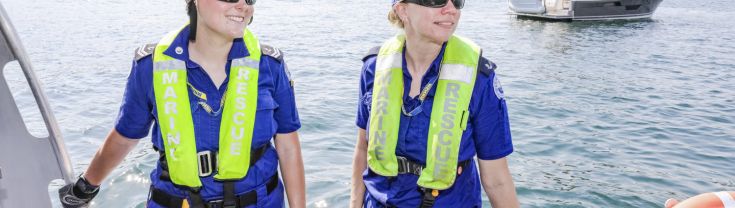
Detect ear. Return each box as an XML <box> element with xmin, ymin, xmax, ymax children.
<box><xmin>394</xmin><ymin>3</ymin><xmax>409</xmax><ymax>22</ymax></box>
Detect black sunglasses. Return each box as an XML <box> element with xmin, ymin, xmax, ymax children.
<box><xmin>217</xmin><ymin>0</ymin><xmax>256</xmax><ymax>5</ymax></box>
<box><xmin>401</xmin><ymin>0</ymin><xmax>464</xmax><ymax>9</ymax></box>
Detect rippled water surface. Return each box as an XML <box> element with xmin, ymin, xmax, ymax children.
<box><xmin>2</xmin><ymin>0</ymin><xmax>734</xmax><ymax>207</ymax></box>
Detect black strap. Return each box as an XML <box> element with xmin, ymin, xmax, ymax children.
<box><xmin>396</xmin><ymin>156</ymin><xmax>472</xmax><ymax>176</ymax></box>
<box><xmin>390</xmin><ymin>157</ymin><xmax>471</xmax><ymax>208</ymax></box>
<box><xmin>249</xmin><ymin>144</ymin><xmax>269</xmax><ymax>165</ymax></box>
<box><xmin>151</xmin><ymin>188</ymin><xmax>183</xmax><ymax>208</ymax></box>
<box><xmin>156</xmin><ymin>144</ymin><xmax>270</xmax><ymax>182</ymax></box>
<box><xmin>150</xmin><ymin>174</ymin><xmax>279</xmax><ymax>208</ymax></box>
<box><xmin>420</xmin><ymin>188</ymin><xmax>437</xmax><ymax>208</ymax></box>
<box><xmin>222</xmin><ymin>182</ymin><xmax>237</xmax><ymax>208</ymax></box>
<box><xmin>188</xmin><ymin>189</ymin><xmax>206</xmax><ymax>208</ymax></box>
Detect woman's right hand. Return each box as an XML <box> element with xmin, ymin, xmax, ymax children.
<box><xmin>59</xmin><ymin>129</ymin><xmax>139</xmax><ymax>207</ymax></box>
<box><xmin>58</xmin><ymin>176</ymin><xmax>99</xmax><ymax>208</ymax></box>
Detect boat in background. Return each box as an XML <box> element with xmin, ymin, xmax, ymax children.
<box><xmin>509</xmin><ymin>0</ymin><xmax>663</xmax><ymax>20</ymax></box>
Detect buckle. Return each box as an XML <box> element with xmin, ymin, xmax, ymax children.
<box><xmin>412</xmin><ymin>162</ymin><xmax>423</xmax><ymax>175</ymax></box>
<box><xmin>205</xmin><ymin>199</ymin><xmax>223</xmax><ymax>208</ymax></box>
<box><xmin>397</xmin><ymin>156</ymin><xmax>408</xmax><ymax>173</ymax></box>
<box><xmin>222</xmin><ymin>198</ymin><xmax>238</xmax><ymax>208</ymax></box>
<box><xmin>206</xmin><ymin>199</ymin><xmax>237</xmax><ymax>208</ymax></box>
<box><xmin>205</xmin><ymin>198</ymin><xmax>240</xmax><ymax>208</ymax></box>
<box><xmin>223</xmin><ymin>203</ymin><xmax>237</xmax><ymax>208</ymax></box>
<box><xmin>197</xmin><ymin>151</ymin><xmax>214</xmax><ymax>177</ymax></box>
<box><xmin>420</xmin><ymin>188</ymin><xmax>437</xmax><ymax>208</ymax></box>
<box><xmin>396</xmin><ymin>156</ymin><xmax>424</xmax><ymax>175</ymax></box>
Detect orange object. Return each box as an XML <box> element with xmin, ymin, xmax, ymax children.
<box><xmin>665</xmin><ymin>191</ymin><xmax>735</xmax><ymax>208</ymax></box>
<box><xmin>182</xmin><ymin>199</ymin><xmax>190</xmax><ymax>208</ymax></box>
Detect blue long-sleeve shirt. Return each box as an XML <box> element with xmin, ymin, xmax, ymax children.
<box><xmin>356</xmin><ymin>43</ymin><xmax>513</xmax><ymax>207</ymax></box>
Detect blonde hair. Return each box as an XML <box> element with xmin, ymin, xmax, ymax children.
<box><xmin>388</xmin><ymin>8</ymin><xmax>405</xmax><ymax>29</ymax></box>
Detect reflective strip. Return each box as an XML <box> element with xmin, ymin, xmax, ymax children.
<box><xmin>439</xmin><ymin>64</ymin><xmax>474</xmax><ymax>84</ymax></box>
<box><xmin>154</xmin><ymin>60</ymin><xmax>186</xmax><ymax>71</ymax></box>
<box><xmin>232</xmin><ymin>57</ymin><xmax>259</xmax><ymax>69</ymax></box>
<box><xmin>376</xmin><ymin>53</ymin><xmax>402</xmax><ymax>72</ymax></box>
<box><xmin>715</xmin><ymin>192</ymin><xmax>735</xmax><ymax>208</ymax></box>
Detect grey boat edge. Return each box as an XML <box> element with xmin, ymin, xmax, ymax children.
<box><xmin>0</xmin><ymin>1</ymin><xmax>75</xmax><ymax>208</ymax></box>
<box><xmin>508</xmin><ymin>0</ymin><xmax>663</xmax><ymax>20</ymax></box>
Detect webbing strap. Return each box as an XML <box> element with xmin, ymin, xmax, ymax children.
<box><xmin>223</xmin><ymin>182</ymin><xmax>237</xmax><ymax>208</ymax></box>
<box><xmin>187</xmin><ymin>190</ymin><xmax>206</xmax><ymax>208</ymax></box>
<box><xmin>420</xmin><ymin>188</ymin><xmax>437</xmax><ymax>208</ymax></box>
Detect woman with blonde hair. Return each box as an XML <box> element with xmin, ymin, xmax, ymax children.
<box><xmin>350</xmin><ymin>0</ymin><xmax>519</xmax><ymax>207</ymax></box>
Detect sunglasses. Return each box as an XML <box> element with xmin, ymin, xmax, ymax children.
<box><xmin>401</xmin><ymin>0</ymin><xmax>464</xmax><ymax>9</ymax></box>
<box><xmin>217</xmin><ymin>0</ymin><xmax>256</xmax><ymax>5</ymax></box>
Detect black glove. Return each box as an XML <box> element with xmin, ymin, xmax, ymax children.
<box><xmin>58</xmin><ymin>175</ymin><xmax>99</xmax><ymax>208</ymax></box>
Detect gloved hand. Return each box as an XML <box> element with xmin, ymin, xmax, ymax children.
<box><xmin>58</xmin><ymin>175</ymin><xmax>99</xmax><ymax>208</ymax></box>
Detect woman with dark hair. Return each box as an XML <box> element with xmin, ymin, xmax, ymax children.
<box><xmin>58</xmin><ymin>0</ymin><xmax>305</xmax><ymax>207</ymax></box>
<box><xmin>350</xmin><ymin>0</ymin><xmax>519</xmax><ymax>207</ymax></box>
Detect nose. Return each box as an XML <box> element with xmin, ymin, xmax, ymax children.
<box><xmin>441</xmin><ymin>1</ymin><xmax>459</xmax><ymax>14</ymax></box>
<box><xmin>233</xmin><ymin>0</ymin><xmax>247</xmax><ymax>10</ymax></box>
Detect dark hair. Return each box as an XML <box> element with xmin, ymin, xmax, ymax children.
<box><xmin>187</xmin><ymin>1</ymin><xmax>197</xmax><ymax>41</ymax></box>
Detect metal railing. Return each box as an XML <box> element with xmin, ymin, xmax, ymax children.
<box><xmin>0</xmin><ymin>1</ymin><xmax>74</xmax><ymax>207</ymax></box>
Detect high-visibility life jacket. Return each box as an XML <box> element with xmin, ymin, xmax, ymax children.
<box><xmin>367</xmin><ymin>34</ymin><xmax>481</xmax><ymax>190</ymax></box>
<box><xmin>152</xmin><ymin>25</ymin><xmax>262</xmax><ymax>188</ymax></box>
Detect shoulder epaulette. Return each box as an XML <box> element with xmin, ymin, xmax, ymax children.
<box><xmin>260</xmin><ymin>44</ymin><xmax>283</xmax><ymax>62</ymax></box>
<box><xmin>134</xmin><ymin>43</ymin><xmax>156</xmax><ymax>62</ymax></box>
<box><xmin>362</xmin><ymin>46</ymin><xmax>380</xmax><ymax>62</ymax></box>
<box><xmin>478</xmin><ymin>56</ymin><xmax>497</xmax><ymax>76</ymax></box>
<box><xmin>260</xmin><ymin>44</ymin><xmax>292</xmax><ymax>86</ymax></box>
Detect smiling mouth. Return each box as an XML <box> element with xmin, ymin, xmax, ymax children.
<box><xmin>435</xmin><ymin>21</ymin><xmax>455</xmax><ymax>27</ymax></box>
<box><xmin>227</xmin><ymin>15</ymin><xmax>246</xmax><ymax>23</ymax></box>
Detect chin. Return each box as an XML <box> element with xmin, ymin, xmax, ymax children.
<box><xmin>431</xmin><ymin>34</ymin><xmax>453</xmax><ymax>44</ymax></box>
<box><xmin>426</xmin><ymin>28</ymin><xmax>455</xmax><ymax>43</ymax></box>
<box><xmin>224</xmin><ymin>27</ymin><xmax>246</xmax><ymax>39</ymax></box>
<box><xmin>229</xmin><ymin>32</ymin><xmax>245</xmax><ymax>39</ymax></box>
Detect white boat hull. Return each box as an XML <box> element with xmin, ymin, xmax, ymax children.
<box><xmin>509</xmin><ymin>0</ymin><xmax>663</xmax><ymax>20</ymax></box>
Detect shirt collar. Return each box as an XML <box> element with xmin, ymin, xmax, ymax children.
<box><xmin>162</xmin><ymin>25</ymin><xmax>251</xmax><ymax>67</ymax></box>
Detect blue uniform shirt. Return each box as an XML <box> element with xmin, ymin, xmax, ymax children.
<box><xmin>114</xmin><ymin>26</ymin><xmax>300</xmax><ymax>206</ymax></box>
<box><xmin>356</xmin><ymin>44</ymin><xmax>513</xmax><ymax>207</ymax></box>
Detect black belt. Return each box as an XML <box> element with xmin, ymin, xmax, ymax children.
<box><xmin>394</xmin><ymin>156</ymin><xmax>472</xmax><ymax>208</ymax></box>
<box><xmin>395</xmin><ymin>156</ymin><xmax>472</xmax><ymax>176</ymax></box>
<box><xmin>156</xmin><ymin>145</ymin><xmax>270</xmax><ymax>181</ymax></box>
<box><xmin>150</xmin><ymin>174</ymin><xmax>279</xmax><ymax>208</ymax></box>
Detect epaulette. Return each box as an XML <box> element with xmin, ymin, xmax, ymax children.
<box><xmin>478</xmin><ymin>56</ymin><xmax>497</xmax><ymax>76</ymax></box>
<box><xmin>260</xmin><ymin>44</ymin><xmax>292</xmax><ymax>87</ymax></box>
<box><xmin>260</xmin><ymin>44</ymin><xmax>283</xmax><ymax>62</ymax></box>
<box><xmin>134</xmin><ymin>43</ymin><xmax>156</xmax><ymax>62</ymax></box>
<box><xmin>362</xmin><ymin>46</ymin><xmax>380</xmax><ymax>62</ymax></box>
